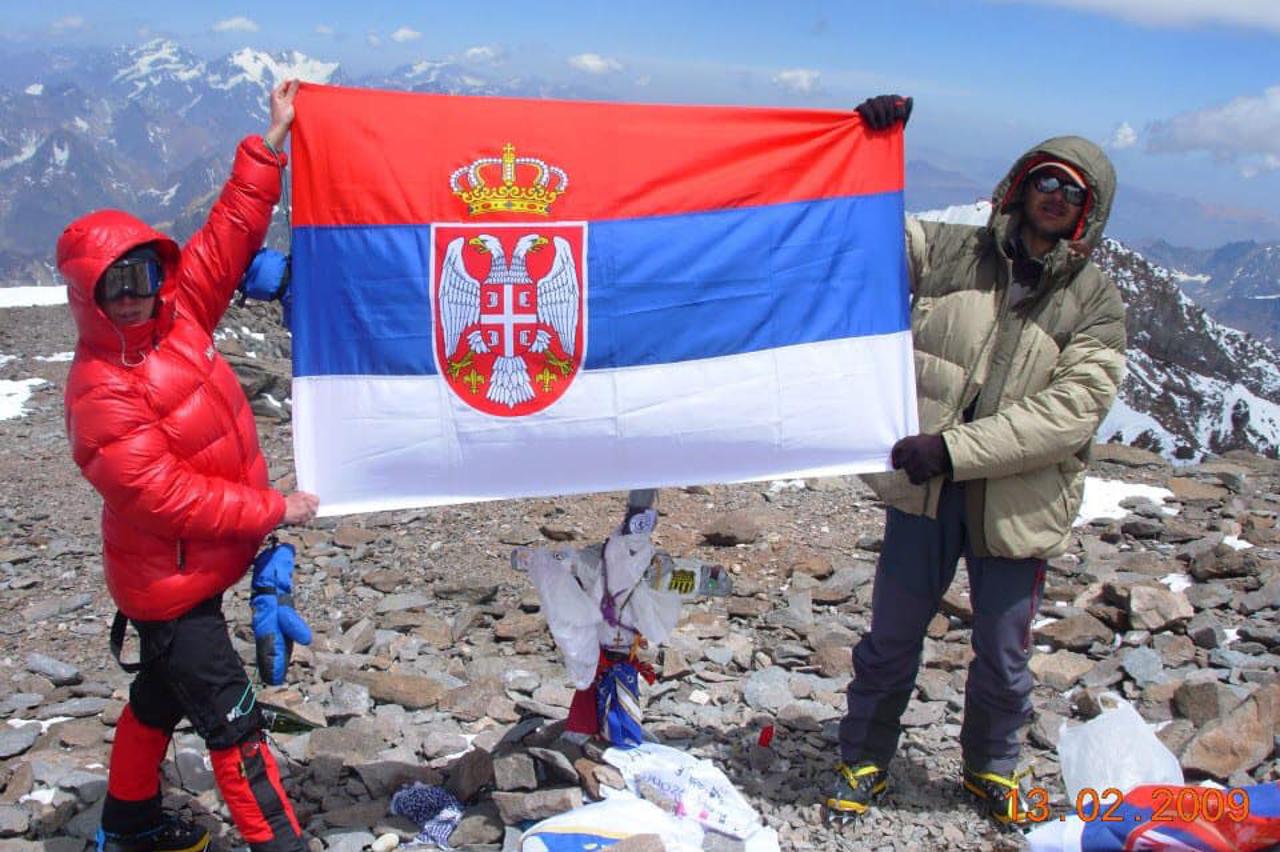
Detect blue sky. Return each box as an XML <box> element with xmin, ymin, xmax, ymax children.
<box><xmin>8</xmin><ymin>0</ymin><xmax>1280</xmax><ymax>226</ymax></box>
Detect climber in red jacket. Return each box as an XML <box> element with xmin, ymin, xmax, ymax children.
<box><xmin>58</xmin><ymin>80</ymin><xmax>318</xmax><ymax>852</ymax></box>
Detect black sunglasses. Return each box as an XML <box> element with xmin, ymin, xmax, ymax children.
<box><xmin>1032</xmin><ymin>173</ymin><xmax>1087</xmax><ymax>206</ymax></box>
<box><xmin>98</xmin><ymin>258</ymin><xmax>163</xmax><ymax>302</ymax></box>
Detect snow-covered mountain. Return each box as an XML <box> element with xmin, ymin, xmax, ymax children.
<box><xmin>916</xmin><ymin>202</ymin><xmax>1280</xmax><ymax>461</ymax></box>
<box><xmin>1137</xmin><ymin>239</ymin><xmax>1280</xmax><ymax>347</ymax></box>
<box><xmin>0</xmin><ymin>39</ymin><xmax>610</xmax><ymax>265</ymax></box>
<box><xmin>3</xmin><ymin>37</ymin><xmax>1278</xmax><ymax>463</ymax></box>
<box><xmin>0</xmin><ymin>39</ymin><xmax>344</xmax><ymax>265</ymax></box>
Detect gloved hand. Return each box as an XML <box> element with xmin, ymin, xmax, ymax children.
<box><xmin>890</xmin><ymin>433</ymin><xmax>952</xmax><ymax>485</ymax></box>
<box><xmin>856</xmin><ymin>95</ymin><xmax>913</xmax><ymax>131</ymax></box>
<box><xmin>250</xmin><ymin>542</ymin><xmax>312</xmax><ymax>686</ymax></box>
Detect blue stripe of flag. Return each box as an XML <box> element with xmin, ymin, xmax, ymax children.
<box><xmin>290</xmin><ymin>192</ymin><xmax>908</xmax><ymax>378</ymax></box>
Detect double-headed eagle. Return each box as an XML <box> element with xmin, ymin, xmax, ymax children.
<box><xmin>439</xmin><ymin>233</ymin><xmax>579</xmax><ymax>408</ymax></box>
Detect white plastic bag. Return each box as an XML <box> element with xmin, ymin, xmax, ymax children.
<box><xmin>1057</xmin><ymin>693</ymin><xmax>1183</xmax><ymax>800</ymax></box>
<box><xmin>602</xmin><ymin>742</ymin><xmax>780</xmax><ymax>849</ymax></box>
<box><xmin>525</xmin><ymin>547</ymin><xmax>602</xmax><ymax>689</ymax></box>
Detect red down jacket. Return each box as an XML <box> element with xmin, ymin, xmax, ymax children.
<box><xmin>59</xmin><ymin>136</ymin><xmax>287</xmax><ymax>621</ymax></box>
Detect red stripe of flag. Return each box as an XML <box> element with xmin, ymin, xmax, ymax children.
<box><xmin>291</xmin><ymin>83</ymin><xmax>903</xmax><ymax>227</ymax></box>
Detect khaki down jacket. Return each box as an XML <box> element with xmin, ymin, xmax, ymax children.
<box><xmin>866</xmin><ymin>136</ymin><xmax>1126</xmax><ymax>559</ymax></box>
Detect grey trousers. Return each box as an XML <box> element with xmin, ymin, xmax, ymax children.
<box><xmin>838</xmin><ymin>480</ymin><xmax>1046</xmax><ymax>775</ymax></box>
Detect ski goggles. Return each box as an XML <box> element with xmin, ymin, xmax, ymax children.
<box><xmin>1031</xmin><ymin>173</ymin><xmax>1087</xmax><ymax>206</ymax></box>
<box><xmin>98</xmin><ymin>257</ymin><xmax>163</xmax><ymax>302</ymax></box>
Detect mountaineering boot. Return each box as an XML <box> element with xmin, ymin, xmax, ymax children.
<box><xmin>961</xmin><ymin>765</ymin><xmax>1032</xmax><ymax>826</ymax></box>
<box><xmin>823</xmin><ymin>762</ymin><xmax>888</xmax><ymax>823</ymax></box>
<box><xmin>95</xmin><ymin>814</ymin><xmax>211</xmax><ymax>852</ymax></box>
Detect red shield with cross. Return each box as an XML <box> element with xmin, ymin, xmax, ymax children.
<box><xmin>431</xmin><ymin>223</ymin><xmax>587</xmax><ymax>416</ymax></box>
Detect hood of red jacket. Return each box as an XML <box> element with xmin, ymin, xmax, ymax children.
<box><xmin>56</xmin><ymin>209</ymin><xmax>180</xmax><ymax>361</ymax></box>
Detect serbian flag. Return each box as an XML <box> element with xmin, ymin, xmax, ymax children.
<box><xmin>290</xmin><ymin>84</ymin><xmax>916</xmax><ymax>515</ymax></box>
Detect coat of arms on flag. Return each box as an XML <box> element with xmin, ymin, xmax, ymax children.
<box><xmin>432</xmin><ymin>144</ymin><xmax>585</xmax><ymax>416</ymax></box>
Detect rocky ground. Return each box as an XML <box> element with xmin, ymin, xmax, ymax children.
<box><xmin>1</xmin><ymin>298</ymin><xmax>1278</xmax><ymax>852</ymax></box>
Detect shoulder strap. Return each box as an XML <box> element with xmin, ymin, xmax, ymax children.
<box><xmin>109</xmin><ymin>610</ymin><xmax>144</xmax><ymax>673</ymax></box>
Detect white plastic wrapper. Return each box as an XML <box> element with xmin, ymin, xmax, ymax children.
<box><xmin>525</xmin><ymin>530</ymin><xmax>682</xmax><ymax>689</ymax></box>
<box><xmin>603</xmin><ymin>742</ymin><xmax>781</xmax><ymax>851</ymax></box>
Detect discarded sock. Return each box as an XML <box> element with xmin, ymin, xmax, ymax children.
<box><xmin>390</xmin><ymin>782</ymin><xmax>463</xmax><ymax>849</ymax></box>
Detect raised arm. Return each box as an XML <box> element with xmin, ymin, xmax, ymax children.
<box><xmin>179</xmin><ymin>80</ymin><xmax>299</xmax><ymax>333</ymax></box>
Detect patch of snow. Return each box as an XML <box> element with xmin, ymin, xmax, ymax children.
<box><xmin>1251</xmin><ymin>293</ymin><xmax>1280</xmax><ymax>301</ymax></box>
<box><xmin>73</xmin><ymin>116</ymin><xmax>89</xmax><ymax>131</ymax></box>
<box><xmin>768</xmin><ymin>479</ymin><xmax>806</xmax><ymax>493</ymax></box>
<box><xmin>114</xmin><ymin>38</ymin><xmax>205</xmax><ymax>87</ymax></box>
<box><xmin>24</xmin><ymin>83</ymin><xmax>43</xmax><ymax>96</ymax></box>
<box><xmin>214</xmin><ymin>48</ymin><xmax>339</xmax><ymax>91</ymax></box>
<box><xmin>0</xmin><ymin>286</ymin><xmax>67</xmax><ymax>307</ymax></box>
<box><xmin>34</xmin><ymin>352</ymin><xmax>74</xmax><ymax>362</ymax></box>
<box><xmin>1223</xmin><ymin>627</ymin><xmax>1240</xmax><ymax>644</ymax></box>
<box><xmin>1223</xmin><ymin>535</ymin><xmax>1253</xmax><ymax>551</ymax></box>
<box><xmin>1171</xmin><ymin>271</ymin><xmax>1210</xmax><ymax>284</ymax></box>
<box><xmin>1074</xmin><ymin>477</ymin><xmax>1175</xmax><ymax>525</ymax></box>
<box><xmin>141</xmin><ymin>184</ymin><xmax>179</xmax><ymax>205</ymax></box>
<box><xmin>0</xmin><ymin>132</ymin><xmax>43</xmax><ymax>170</ymax></box>
<box><xmin>21</xmin><ymin>787</ymin><xmax>56</xmax><ymax>805</ymax></box>
<box><xmin>442</xmin><ymin>733</ymin><xmax>478</xmax><ymax>762</ymax></box>
<box><xmin>915</xmin><ymin>200</ymin><xmax>991</xmax><ymax>227</ymax></box>
<box><xmin>1099</xmin><ymin>398</ymin><xmax>1177</xmax><ymax>457</ymax></box>
<box><xmin>240</xmin><ymin>325</ymin><xmax>265</xmax><ymax>342</ymax></box>
<box><xmin>0</xmin><ymin>353</ymin><xmax>15</xmax><ymax>366</ymax></box>
<box><xmin>8</xmin><ymin>715</ymin><xmax>71</xmax><ymax>733</ymax></box>
<box><xmin>1159</xmin><ymin>573</ymin><xmax>1192</xmax><ymax>593</ymax></box>
<box><xmin>1032</xmin><ymin>617</ymin><xmax>1056</xmax><ymax>630</ymax></box>
<box><xmin>1</xmin><ymin>378</ymin><xmax>47</xmax><ymax>420</ymax></box>
<box><xmin>51</xmin><ymin>140</ymin><xmax>69</xmax><ymax>169</ymax></box>
<box><xmin>263</xmin><ymin>393</ymin><xmax>282</xmax><ymax>409</ymax></box>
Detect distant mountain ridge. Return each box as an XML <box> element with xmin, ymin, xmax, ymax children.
<box><xmin>0</xmin><ymin>38</ymin><xmax>608</xmax><ymax>280</ymax></box>
<box><xmin>3</xmin><ymin>38</ymin><xmax>1278</xmax><ymax>462</ymax></box>
<box><xmin>1135</xmin><ymin>239</ymin><xmax>1280</xmax><ymax>347</ymax></box>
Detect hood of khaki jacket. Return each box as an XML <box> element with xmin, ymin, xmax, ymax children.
<box><xmin>985</xmin><ymin>135</ymin><xmax>1116</xmax><ymax>289</ymax></box>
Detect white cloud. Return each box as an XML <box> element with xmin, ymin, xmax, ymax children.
<box><xmin>1109</xmin><ymin>121</ymin><xmax>1138</xmax><ymax>150</ymax></box>
<box><xmin>1148</xmin><ymin>85</ymin><xmax>1280</xmax><ymax>176</ymax></box>
<box><xmin>314</xmin><ymin>24</ymin><xmax>334</xmax><ymax>37</ymax></box>
<box><xmin>568</xmin><ymin>53</ymin><xmax>623</xmax><ymax>75</ymax></box>
<box><xmin>212</xmin><ymin>16</ymin><xmax>259</xmax><ymax>34</ymax></box>
<box><xmin>634</xmin><ymin>74</ymin><xmax>652</xmax><ymax>88</ymax></box>
<box><xmin>989</xmin><ymin>0</ymin><xmax>1280</xmax><ymax>33</ymax></box>
<box><xmin>390</xmin><ymin>26</ymin><xmax>422</xmax><ymax>43</ymax></box>
<box><xmin>772</xmin><ymin>68</ymin><xmax>821</xmax><ymax>94</ymax></box>
<box><xmin>366</xmin><ymin>32</ymin><xmax>382</xmax><ymax>47</ymax></box>
<box><xmin>51</xmin><ymin>15</ymin><xmax>85</xmax><ymax>32</ymax></box>
<box><xmin>463</xmin><ymin>45</ymin><xmax>504</xmax><ymax>63</ymax></box>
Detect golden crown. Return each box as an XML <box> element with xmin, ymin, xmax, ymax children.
<box><xmin>449</xmin><ymin>143</ymin><xmax>569</xmax><ymax>216</ymax></box>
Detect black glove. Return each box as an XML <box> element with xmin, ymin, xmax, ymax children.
<box><xmin>890</xmin><ymin>434</ymin><xmax>951</xmax><ymax>484</ymax></box>
<box><xmin>856</xmin><ymin>95</ymin><xmax>913</xmax><ymax>131</ymax></box>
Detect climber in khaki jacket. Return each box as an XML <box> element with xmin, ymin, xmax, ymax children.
<box><xmin>826</xmin><ymin>95</ymin><xmax>1126</xmax><ymax>826</ymax></box>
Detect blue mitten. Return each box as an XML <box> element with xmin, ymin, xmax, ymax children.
<box><xmin>251</xmin><ymin>543</ymin><xmax>312</xmax><ymax>685</ymax></box>
<box><xmin>238</xmin><ymin>249</ymin><xmax>292</xmax><ymax>330</ymax></box>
